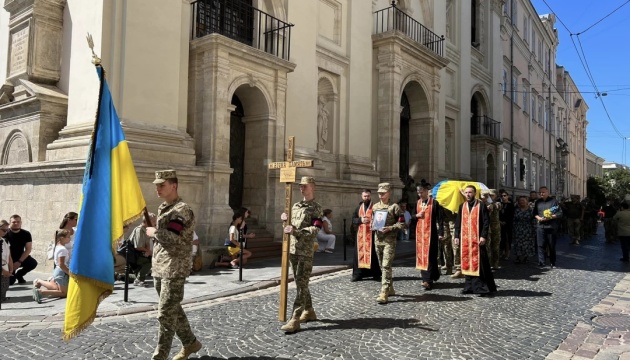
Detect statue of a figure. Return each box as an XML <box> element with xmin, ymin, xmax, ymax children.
<box><xmin>317</xmin><ymin>96</ymin><xmax>329</xmax><ymax>150</ymax></box>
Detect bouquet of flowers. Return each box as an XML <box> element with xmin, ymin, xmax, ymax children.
<box><xmin>543</xmin><ymin>205</ymin><xmax>560</xmax><ymax>219</ymax></box>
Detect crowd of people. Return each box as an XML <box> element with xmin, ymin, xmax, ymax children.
<box><xmin>3</xmin><ymin>170</ymin><xmax>630</xmax><ymax>359</ymax></box>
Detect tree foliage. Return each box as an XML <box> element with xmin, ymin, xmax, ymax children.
<box><xmin>594</xmin><ymin>169</ymin><xmax>630</xmax><ymax>202</ymax></box>
<box><xmin>586</xmin><ymin>176</ymin><xmax>606</xmax><ymax>206</ymax></box>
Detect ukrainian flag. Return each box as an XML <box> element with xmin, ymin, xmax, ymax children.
<box><xmin>63</xmin><ymin>66</ymin><xmax>146</xmax><ymax>340</ymax></box>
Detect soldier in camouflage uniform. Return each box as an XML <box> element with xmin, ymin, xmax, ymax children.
<box><xmin>443</xmin><ymin>208</ymin><xmax>464</xmax><ymax>278</ymax></box>
<box><xmin>484</xmin><ymin>190</ymin><xmax>502</xmax><ymax>269</ymax></box>
<box><xmin>146</xmin><ymin>170</ymin><xmax>202</xmax><ymax>360</ymax></box>
<box><xmin>280</xmin><ymin>176</ymin><xmax>323</xmax><ymax>333</ymax></box>
<box><xmin>372</xmin><ymin>183</ymin><xmax>406</xmax><ymax>304</ymax></box>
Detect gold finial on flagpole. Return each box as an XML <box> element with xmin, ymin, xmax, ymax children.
<box><xmin>86</xmin><ymin>33</ymin><xmax>101</xmax><ymax>65</ymax></box>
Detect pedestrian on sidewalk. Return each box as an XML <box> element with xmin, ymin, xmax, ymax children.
<box><xmin>6</xmin><ymin>215</ymin><xmax>37</xmax><ymax>285</ymax></box>
<box><xmin>316</xmin><ymin>209</ymin><xmax>336</xmax><ymax>253</ymax></box>
<box><xmin>351</xmin><ymin>189</ymin><xmax>382</xmax><ymax>282</ymax></box>
<box><xmin>145</xmin><ymin>170</ymin><xmax>202</xmax><ymax>360</ymax></box>
<box><xmin>613</xmin><ymin>202</ymin><xmax>630</xmax><ymax>263</ymax></box>
<box><xmin>226</xmin><ymin>213</ymin><xmax>252</xmax><ymax>268</ymax></box>
<box><xmin>127</xmin><ymin>213</ymin><xmax>156</xmax><ymax>286</ymax></box>
<box><xmin>1</xmin><ymin>220</ymin><xmax>13</xmax><ymax>303</ymax></box>
<box><xmin>565</xmin><ymin>195</ymin><xmax>584</xmax><ymax>245</ymax></box>
<box><xmin>280</xmin><ymin>176</ymin><xmax>323</xmax><ymax>333</ymax></box>
<box><xmin>58</xmin><ymin>212</ymin><xmax>78</xmax><ymax>258</ymax></box>
<box><xmin>372</xmin><ymin>183</ymin><xmax>406</xmax><ymax>304</ymax></box>
<box><xmin>32</xmin><ymin>229</ymin><xmax>72</xmax><ymax>303</ymax></box>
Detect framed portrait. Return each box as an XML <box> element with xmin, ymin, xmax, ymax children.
<box><xmin>372</xmin><ymin>210</ymin><xmax>388</xmax><ymax>231</ymax></box>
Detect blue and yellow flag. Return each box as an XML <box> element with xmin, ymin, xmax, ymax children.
<box><xmin>63</xmin><ymin>66</ymin><xmax>146</xmax><ymax>340</ymax></box>
<box><xmin>431</xmin><ymin>180</ymin><xmax>487</xmax><ymax>213</ymax></box>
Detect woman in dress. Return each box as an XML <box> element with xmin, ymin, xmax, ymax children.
<box><xmin>512</xmin><ymin>196</ymin><xmax>536</xmax><ymax>263</ymax></box>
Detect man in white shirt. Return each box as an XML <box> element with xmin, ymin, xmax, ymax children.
<box><xmin>397</xmin><ymin>201</ymin><xmax>412</xmax><ymax>242</ymax></box>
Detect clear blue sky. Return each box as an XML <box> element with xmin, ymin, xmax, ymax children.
<box><xmin>531</xmin><ymin>0</ymin><xmax>630</xmax><ymax>165</ymax></box>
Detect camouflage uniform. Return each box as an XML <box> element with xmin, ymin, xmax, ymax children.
<box><xmin>442</xmin><ymin>209</ymin><xmax>458</xmax><ymax>269</ymax></box>
<box><xmin>372</xmin><ymin>200</ymin><xmax>405</xmax><ymax>294</ymax></box>
<box><xmin>437</xmin><ymin>208</ymin><xmax>454</xmax><ymax>274</ymax></box>
<box><xmin>288</xmin><ymin>198</ymin><xmax>323</xmax><ymax>319</ymax></box>
<box><xmin>151</xmin><ymin>196</ymin><xmax>197</xmax><ymax>360</ymax></box>
<box><xmin>488</xmin><ymin>202</ymin><xmax>502</xmax><ymax>268</ymax></box>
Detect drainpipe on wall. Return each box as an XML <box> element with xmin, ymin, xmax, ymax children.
<box><xmin>509</xmin><ymin>10</ymin><xmax>515</xmax><ymax>198</ymax></box>
<box><xmin>548</xmin><ymin>47</ymin><xmax>553</xmax><ymax>194</ymax></box>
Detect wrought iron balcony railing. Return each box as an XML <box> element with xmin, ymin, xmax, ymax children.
<box><xmin>471</xmin><ymin>115</ymin><xmax>501</xmax><ymax>141</ymax></box>
<box><xmin>191</xmin><ymin>0</ymin><xmax>293</xmax><ymax>61</ymax></box>
<box><xmin>373</xmin><ymin>4</ymin><xmax>444</xmax><ymax>57</ymax></box>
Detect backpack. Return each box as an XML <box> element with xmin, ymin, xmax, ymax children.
<box><xmin>46</xmin><ymin>241</ymin><xmax>55</xmax><ymax>260</ymax></box>
<box><xmin>116</xmin><ymin>239</ymin><xmax>137</xmax><ymax>266</ymax></box>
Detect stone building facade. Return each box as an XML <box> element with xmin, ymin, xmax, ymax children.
<box><xmin>0</xmin><ymin>0</ymin><xmax>590</xmax><ymax>269</ymax></box>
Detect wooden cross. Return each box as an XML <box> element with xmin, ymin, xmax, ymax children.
<box><xmin>268</xmin><ymin>136</ymin><xmax>314</xmax><ymax>321</ymax></box>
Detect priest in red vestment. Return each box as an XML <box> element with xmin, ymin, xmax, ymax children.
<box><xmin>415</xmin><ymin>181</ymin><xmax>443</xmax><ymax>290</ymax></box>
<box><xmin>454</xmin><ymin>185</ymin><xmax>497</xmax><ymax>296</ymax></box>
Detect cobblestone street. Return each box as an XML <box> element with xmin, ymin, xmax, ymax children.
<box><xmin>1</xmin><ymin>228</ymin><xmax>628</xmax><ymax>359</ymax></box>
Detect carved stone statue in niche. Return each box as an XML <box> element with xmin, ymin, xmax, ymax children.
<box><xmin>317</xmin><ymin>95</ymin><xmax>330</xmax><ymax>151</ymax></box>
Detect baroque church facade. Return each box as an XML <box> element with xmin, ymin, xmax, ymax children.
<box><xmin>0</xmin><ymin>0</ymin><xmax>588</xmax><ymax>266</ymax></box>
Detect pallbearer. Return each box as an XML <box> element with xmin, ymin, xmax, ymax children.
<box><xmin>372</xmin><ymin>183</ymin><xmax>406</xmax><ymax>304</ymax></box>
<box><xmin>454</xmin><ymin>185</ymin><xmax>497</xmax><ymax>297</ymax></box>
<box><xmin>415</xmin><ymin>181</ymin><xmax>444</xmax><ymax>290</ymax></box>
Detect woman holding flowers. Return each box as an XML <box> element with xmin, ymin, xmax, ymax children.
<box><xmin>532</xmin><ymin>186</ymin><xmax>563</xmax><ymax>269</ymax></box>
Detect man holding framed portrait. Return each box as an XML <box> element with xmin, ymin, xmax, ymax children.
<box><xmin>371</xmin><ymin>183</ymin><xmax>406</xmax><ymax>304</ymax></box>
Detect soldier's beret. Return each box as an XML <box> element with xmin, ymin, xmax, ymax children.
<box><xmin>153</xmin><ymin>169</ymin><xmax>177</xmax><ymax>184</ymax></box>
<box><xmin>377</xmin><ymin>183</ymin><xmax>392</xmax><ymax>193</ymax></box>
<box><xmin>299</xmin><ymin>176</ymin><xmax>315</xmax><ymax>185</ymax></box>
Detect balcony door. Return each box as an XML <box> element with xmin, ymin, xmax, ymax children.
<box><xmin>199</xmin><ymin>0</ymin><xmax>254</xmax><ymax>46</ymax></box>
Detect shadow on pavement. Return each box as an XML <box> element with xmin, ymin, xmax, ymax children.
<box><xmin>494</xmin><ymin>289</ymin><xmax>552</xmax><ymax>297</ymax></box>
<box><xmin>395</xmin><ymin>293</ymin><xmax>473</xmax><ymax>303</ymax></box>
<box><xmin>191</xmin><ymin>357</ymin><xmax>292</xmax><ymax>360</ymax></box>
<box><xmin>302</xmin><ymin>317</ymin><xmax>437</xmax><ymax>331</ymax></box>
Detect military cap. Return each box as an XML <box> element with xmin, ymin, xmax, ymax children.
<box><xmin>153</xmin><ymin>169</ymin><xmax>177</xmax><ymax>184</ymax></box>
<box><xmin>299</xmin><ymin>176</ymin><xmax>315</xmax><ymax>185</ymax></box>
<box><xmin>377</xmin><ymin>182</ymin><xmax>392</xmax><ymax>193</ymax></box>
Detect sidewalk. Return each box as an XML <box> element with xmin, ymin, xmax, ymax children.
<box><xmin>0</xmin><ymin>240</ymin><xmax>416</xmax><ymax>323</ymax></box>
<box><xmin>547</xmin><ymin>273</ymin><xmax>630</xmax><ymax>360</ymax></box>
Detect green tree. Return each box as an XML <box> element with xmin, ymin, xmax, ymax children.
<box><xmin>586</xmin><ymin>176</ymin><xmax>606</xmax><ymax>206</ymax></box>
<box><xmin>601</xmin><ymin>169</ymin><xmax>630</xmax><ymax>201</ymax></box>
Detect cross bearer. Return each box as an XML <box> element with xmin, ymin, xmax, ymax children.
<box><xmin>279</xmin><ymin>176</ymin><xmax>323</xmax><ymax>333</ymax></box>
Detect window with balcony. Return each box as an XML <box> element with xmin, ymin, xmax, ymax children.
<box><xmin>192</xmin><ymin>0</ymin><xmax>293</xmax><ymax>61</ymax></box>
